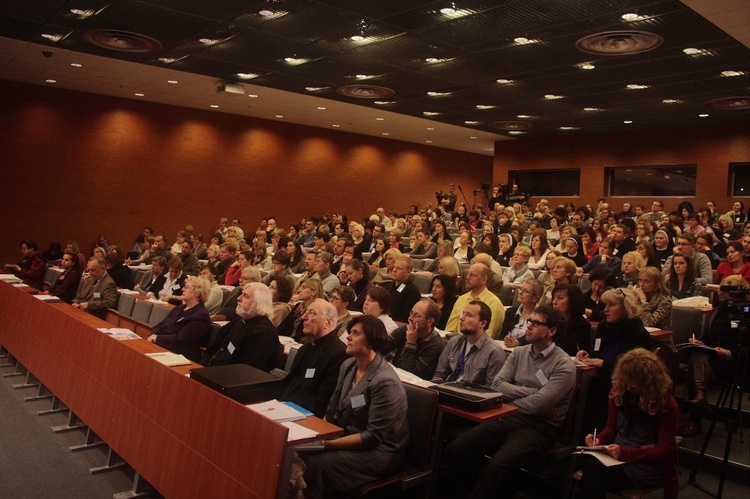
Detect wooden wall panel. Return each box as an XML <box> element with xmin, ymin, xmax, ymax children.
<box><xmin>492</xmin><ymin>121</ymin><xmax>750</xmax><ymax>213</ymax></box>
<box><xmin>0</xmin><ymin>80</ymin><xmax>492</xmax><ymax>264</ymax></box>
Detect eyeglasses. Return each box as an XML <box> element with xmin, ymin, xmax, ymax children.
<box><xmin>527</xmin><ymin>319</ymin><xmax>549</xmax><ymax>328</ymax></box>
<box><xmin>409</xmin><ymin>311</ymin><xmax>425</xmax><ymax>320</ymax></box>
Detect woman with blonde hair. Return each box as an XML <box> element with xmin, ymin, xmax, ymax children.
<box><xmin>579</xmin><ymin>348</ymin><xmax>679</xmax><ymax>498</ymax></box>
<box><xmin>423</xmin><ymin>240</ymin><xmax>455</xmax><ymax>273</ymax></box>
<box><xmin>634</xmin><ymin>266</ymin><xmax>672</xmax><ymax>331</ymax></box>
<box><xmin>278</xmin><ymin>278</ymin><xmax>325</xmax><ymax>341</ymax></box>
<box><xmin>616</xmin><ymin>251</ymin><xmax>646</xmax><ymax>288</ymax></box>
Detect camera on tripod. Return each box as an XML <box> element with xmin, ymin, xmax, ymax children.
<box><xmin>718</xmin><ymin>285</ymin><xmax>750</xmax><ymax>346</ymax></box>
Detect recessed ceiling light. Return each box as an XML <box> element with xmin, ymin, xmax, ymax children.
<box><xmin>70</xmin><ymin>9</ymin><xmax>96</xmax><ymax>18</ymax></box>
<box><xmin>496</xmin><ymin>79</ymin><xmax>514</xmax><ymax>85</ymax></box>
<box><xmin>332</xmin><ymin>124</ymin><xmax>340</xmax><ymax>127</ymax></box>
<box><xmin>317</xmin><ymin>107</ymin><xmax>326</xmax><ymax>110</ymax></box>
<box><xmin>158</xmin><ymin>57</ymin><xmax>179</xmax><ymax>64</ymax></box>
<box><xmin>427</xmin><ymin>127</ymin><xmax>435</xmax><ymax>130</ymax></box>
<box><xmin>662</xmin><ymin>99</ymin><xmax>682</xmax><ymax>104</ymax></box>
<box><xmin>621</xmin><ymin>13</ymin><xmax>644</xmax><ymax>21</ymax></box>
<box><xmin>382</xmin><ymin>132</ymin><xmax>390</xmax><ymax>136</ymax></box>
<box><xmin>235</xmin><ymin>73</ymin><xmax>259</xmax><ymax>80</ymax></box>
<box><xmin>210</xmin><ymin>104</ymin><xmax>218</xmax><ymax>108</ymax></box>
<box><xmin>476</xmin><ymin>105</ymin><xmax>496</xmax><ymax>110</ymax></box>
<box><xmin>285</xmin><ymin>57</ymin><xmax>310</xmax><ymax>65</ymax></box>
<box><xmin>426</xmin><ymin>140</ymin><xmax>433</xmax><ymax>143</ymax></box>
<box><xmin>199</xmin><ymin>38</ymin><xmax>221</xmax><ymax>45</ymax></box>
<box><xmin>514</xmin><ymin>37</ymin><xmax>539</xmax><ymax>45</ymax></box>
<box><xmin>41</xmin><ymin>34</ymin><xmax>63</xmax><ymax>42</ymax></box>
<box><xmin>275</xmin><ymin>115</ymin><xmax>284</xmax><ymax>118</ymax></box>
<box><xmin>135</xmin><ymin>93</ymin><xmax>144</xmax><ymax>96</ymax></box>
<box><xmin>423</xmin><ymin>111</ymin><xmax>440</xmax><ymax>116</ymax></box>
<box><xmin>45</xmin><ymin>79</ymin><xmax>56</xmax><ymax>83</ymax></box>
<box><xmin>577</xmin><ymin>62</ymin><xmax>595</xmax><ymax>70</ymax></box>
<box><xmin>508</xmin><ymin>131</ymin><xmax>525</xmax><ymax>135</ymax></box>
<box><xmin>583</xmin><ymin>107</ymin><xmax>602</xmax><ymax>111</ymax></box>
<box><xmin>721</xmin><ymin>70</ymin><xmax>745</xmax><ymax>77</ymax></box>
<box><xmin>376</xmin><ymin>117</ymin><xmax>384</xmax><ymax>121</ymax></box>
<box><xmin>559</xmin><ymin>126</ymin><xmax>578</xmax><ymax>130</ymax></box>
<box><xmin>374</xmin><ymin>101</ymin><xmax>391</xmax><ymax>105</ymax></box>
<box><xmin>259</xmin><ymin>9</ymin><xmax>274</xmax><ymax>16</ymax></box>
<box><xmin>70</xmin><ymin>63</ymin><xmax>82</xmax><ymax>67</ymax></box>
<box><xmin>440</xmin><ymin>3</ymin><xmax>457</xmax><ymax>15</ymax></box>
<box><xmin>626</xmin><ymin>84</ymin><xmax>650</xmax><ymax>90</ymax></box>
<box><xmin>248</xmin><ymin>94</ymin><xmax>258</xmax><ymax>98</ymax></box>
<box><xmin>623</xmin><ymin>120</ymin><xmax>633</xmax><ymax>124</ymax></box>
<box><xmin>465</xmin><ymin>120</ymin><xmax>480</xmax><ymax>125</ymax></box>
<box><xmin>356</xmin><ymin>74</ymin><xmax>371</xmax><ymax>79</ymax></box>
<box><xmin>350</xmin><ymin>35</ymin><xmax>364</xmax><ymax>41</ymax></box>
<box><xmin>517</xmin><ymin>114</ymin><xmax>530</xmax><ymax>119</ymax></box>
<box><xmin>683</xmin><ymin>47</ymin><xmax>703</xmax><ymax>55</ymax></box>
<box><xmin>699</xmin><ymin>114</ymin><xmax>709</xmax><ymax>117</ymax></box>
<box><xmin>167</xmin><ymin>80</ymin><xmax>178</xmax><ymax>84</ymax></box>
<box><xmin>305</xmin><ymin>86</ymin><xmax>325</xmax><ymax>92</ymax></box>
<box><xmin>427</xmin><ymin>91</ymin><xmax>450</xmax><ymax>97</ymax></box>
<box><xmin>544</xmin><ymin>94</ymin><xmax>564</xmax><ymax>100</ymax></box>
<box><xmin>470</xmin><ymin>136</ymin><xmax>477</xmax><ymax>139</ymax></box>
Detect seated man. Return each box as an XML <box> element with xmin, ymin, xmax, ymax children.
<box><xmin>180</xmin><ymin>239</ymin><xmax>201</xmax><ymax>276</ymax></box>
<box><xmin>312</xmin><ymin>251</ymin><xmax>339</xmax><ymax>297</ymax></box>
<box><xmin>444</xmin><ymin>263</ymin><xmax>505</xmax><ymax>339</ymax></box>
<box><xmin>72</xmin><ymin>256</ymin><xmax>118</xmax><ymax>319</ymax></box>
<box><xmin>199</xmin><ymin>264</ymin><xmax>224</xmax><ymax>315</ymax></box>
<box><xmin>383</xmin><ymin>299</ymin><xmax>445</xmax><ymax>380</ymax></box>
<box><xmin>443</xmin><ymin>305</ymin><xmax>576</xmax><ymax>498</ymax></box>
<box><xmin>278</xmin><ymin>299</ymin><xmax>349</xmax><ymax>417</ymax></box>
<box><xmin>216</xmin><ymin>266</ymin><xmax>262</xmax><ymax>321</ymax></box>
<box><xmin>381</xmin><ymin>256</ymin><xmax>422</xmax><ymax>323</ymax></box>
<box><xmin>201</xmin><ymin>283</ymin><xmax>281</xmax><ymax>371</ymax></box>
<box><xmin>432</xmin><ymin>301</ymin><xmax>505</xmax><ymax>386</ymax></box>
<box><xmin>5</xmin><ymin>239</ymin><xmax>46</xmax><ymax>290</ymax></box>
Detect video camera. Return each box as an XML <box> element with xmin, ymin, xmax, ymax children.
<box><xmin>718</xmin><ymin>285</ymin><xmax>750</xmax><ymax>346</ymax></box>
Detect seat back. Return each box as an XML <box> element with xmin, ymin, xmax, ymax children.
<box><xmin>499</xmin><ymin>284</ymin><xmax>515</xmax><ymax>306</ymax></box>
<box><xmin>412</xmin><ymin>259</ymin><xmax>425</xmax><ymax>270</ymax></box>
<box><xmin>578</xmin><ymin>275</ymin><xmax>592</xmax><ymax>295</ymax></box>
<box><xmin>117</xmin><ymin>292</ymin><xmax>136</xmax><ymax>316</ymax></box>
<box><xmin>222</xmin><ymin>287</ymin><xmax>240</xmax><ymax>307</ymax></box>
<box><xmin>132</xmin><ymin>299</ymin><xmax>154</xmax><ymax>323</ymax></box>
<box><xmin>412</xmin><ymin>273</ymin><xmax>433</xmax><ymax>294</ymax></box>
<box><xmin>403</xmin><ymin>384</ymin><xmax>439</xmax><ymax>470</ymax></box>
<box><xmin>105</xmin><ymin>309</ymin><xmax>120</xmax><ymax>326</ymax></box>
<box><xmin>669</xmin><ymin>307</ymin><xmax>702</xmax><ymax>344</ymax></box>
<box><xmin>148</xmin><ymin>304</ymin><xmax>171</xmax><ymax>327</ymax></box>
<box><xmin>43</xmin><ymin>267</ymin><xmax>63</xmax><ymax>287</ymax></box>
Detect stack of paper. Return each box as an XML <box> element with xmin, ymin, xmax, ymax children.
<box><xmin>98</xmin><ymin>328</ymin><xmax>141</xmax><ymax>340</ymax></box>
<box><xmin>283</xmin><ymin>422</ymin><xmax>319</xmax><ymax>442</ymax></box>
<box><xmin>145</xmin><ymin>352</ymin><xmax>192</xmax><ymax>366</ymax></box>
<box><xmin>246</xmin><ymin>399</ymin><xmax>308</xmax><ymax>422</ymax></box>
<box><xmin>0</xmin><ymin>274</ymin><xmax>21</xmax><ymax>284</ymax></box>
<box><xmin>34</xmin><ymin>294</ymin><xmax>63</xmax><ymax>302</ymax></box>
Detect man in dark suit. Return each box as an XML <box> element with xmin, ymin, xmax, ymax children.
<box><xmin>279</xmin><ymin>299</ymin><xmax>349</xmax><ymax>417</ymax></box>
<box><xmin>382</xmin><ymin>256</ymin><xmax>421</xmax><ymax>323</ymax></box>
<box><xmin>72</xmin><ymin>256</ymin><xmax>117</xmax><ymax>319</ymax></box>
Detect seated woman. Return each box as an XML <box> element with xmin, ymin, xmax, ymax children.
<box><xmin>422</xmin><ymin>241</ymin><xmax>455</xmax><ymax>273</ymax></box>
<box><xmin>495</xmin><ymin>233</ymin><xmax>514</xmax><ymax>266</ymax></box>
<box><xmin>527</xmin><ymin>230</ymin><xmax>550</xmax><ymax>271</ymax></box>
<box><xmin>500</xmin><ymin>278</ymin><xmax>543</xmax><ymax>347</ymax></box>
<box><xmin>716</xmin><ymin>213</ymin><xmax>741</xmax><ymax>246</ymax></box>
<box><xmin>372</xmin><ymin>248</ymin><xmax>402</xmax><ymax>285</ymax></box>
<box><xmin>580</xmin><ymin>227</ymin><xmax>599</xmax><ymax>262</ymax></box>
<box><xmin>615</xmin><ymin>251</ymin><xmax>645</xmax><ymax>288</ymax></box>
<box><xmin>261</xmin><ymin>249</ymin><xmax>296</xmax><ymax>289</ymax></box>
<box><xmin>666</xmin><ymin>252</ymin><xmax>702</xmax><ymax>299</ymax></box>
<box><xmin>431</xmin><ymin>220</ymin><xmax>452</xmax><ymax>245</ymax></box>
<box><xmin>695</xmin><ymin>232</ymin><xmax>721</xmax><ymax>269</ymax></box>
<box><xmin>453</xmin><ymin>231</ymin><xmax>474</xmax><ymax>264</ymax></box>
<box><xmin>554</xmin><ymin>225</ymin><xmax>577</xmax><ymax>253</ymax></box>
<box><xmin>135</xmin><ymin>256</ymin><xmax>167</xmax><ymax>295</ymax></box>
<box><xmin>562</xmin><ymin>234</ymin><xmax>588</xmax><ymax>267</ymax></box>
<box><xmin>278</xmin><ymin>278</ymin><xmax>324</xmax><ymax>341</ymax></box>
<box><xmin>345</xmin><ymin>259</ymin><xmax>374</xmax><ymax>312</ymax></box>
<box><xmin>388</xmin><ymin>228</ymin><xmax>405</xmax><ymax>252</ymax></box>
<box><xmin>634</xmin><ymin>267</ymin><xmax>673</xmax><ymax>347</ymax></box>
<box><xmin>652</xmin><ymin>230</ymin><xmax>674</xmax><ymax>268</ymax></box>
<box><xmin>715</xmin><ymin>241</ymin><xmax>750</xmax><ymax>284</ymax></box>
<box><xmin>205</xmin><ymin>244</ymin><xmax>221</xmax><ymax>271</ymax></box>
<box><xmin>252</xmin><ymin>240</ymin><xmax>273</xmax><ymax>271</ymax></box>
<box><xmin>331</xmin><ymin>286</ymin><xmax>356</xmax><ymax>338</ymax></box>
<box><xmin>4</xmin><ymin>239</ymin><xmax>46</xmax><ymax>290</ymax></box>
<box><xmin>147</xmin><ymin>256</ymin><xmax>187</xmax><ymax>302</ymax></box>
<box><xmin>301</xmin><ymin>315</ymin><xmax>408</xmax><ymax>498</ymax></box>
<box><xmin>591</xmin><ymin>217</ymin><xmax>608</xmax><ymax>242</ymax></box>
<box><xmin>680</xmin><ymin>275</ymin><xmax>748</xmax><ymax>436</ymax></box>
<box><xmin>368</xmin><ymin>238</ymin><xmax>387</xmax><ymax>268</ymax></box>
<box><xmin>583</xmin><ymin>268</ymin><xmax>614</xmax><ymax>322</ymax></box>
<box><xmin>224</xmin><ymin>250</ymin><xmax>252</xmax><ymax>287</ymax></box>
<box><xmin>502</xmin><ymin>245</ymin><xmax>534</xmax><ymax>285</ymax></box>
<box><xmin>551</xmin><ymin>283</ymin><xmax>592</xmax><ymax>355</ymax></box>
<box><xmin>546</xmin><ymin>217</ymin><xmax>561</xmax><ymax>246</ymax></box>
<box><xmin>285</xmin><ymin>239</ymin><xmax>306</xmax><ymax>273</ymax></box>
<box><xmin>539</xmin><ymin>255</ymin><xmax>575</xmax><ymax>306</ymax></box>
<box><xmin>579</xmin><ymin>237</ymin><xmax>621</xmax><ymax>275</ymax></box>
<box><xmin>47</xmin><ymin>252</ymin><xmax>81</xmax><ymax>303</ymax></box>
<box><xmin>105</xmin><ymin>252</ymin><xmax>134</xmax><ymax>290</ymax></box>
<box><xmin>578</xmin><ymin>348</ymin><xmax>678</xmax><ymax>499</ymax></box>
<box><xmin>430</xmin><ymin>274</ymin><xmax>457</xmax><ymax>331</ymax></box>
<box><xmin>576</xmin><ymin>288</ymin><xmax>653</xmax><ymax>429</ymax></box>
<box><xmin>636</xmin><ymin>240</ymin><xmax>661</xmax><ymax>269</ymax></box>
<box><xmin>361</xmin><ymin>286</ymin><xmax>399</xmax><ymax>335</ymax></box>
<box><xmin>409</xmin><ymin>229</ymin><xmax>438</xmax><ymax>260</ymax></box>
<box><xmin>147</xmin><ymin>276</ymin><xmax>212</xmax><ymax>362</ymax></box>
<box><xmin>267</xmin><ymin>274</ymin><xmax>293</xmax><ymax>327</ymax></box>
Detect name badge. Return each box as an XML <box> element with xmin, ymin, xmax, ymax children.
<box><xmin>546</xmin><ymin>291</ymin><xmax>552</xmax><ymax>299</ymax></box>
<box><xmin>351</xmin><ymin>394</ymin><xmax>366</xmax><ymax>408</ymax></box>
<box><xmin>305</xmin><ymin>368</ymin><xmax>316</xmax><ymax>379</ymax></box>
<box><xmin>535</xmin><ymin>369</ymin><xmax>549</xmax><ymax>386</ymax></box>
<box><xmin>594</xmin><ymin>338</ymin><xmax>602</xmax><ymax>352</ymax></box>
<box><xmin>93</xmin><ymin>292</ymin><xmax>101</xmax><ymax>299</ymax></box>
<box><xmin>227</xmin><ymin>342</ymin><xmax>235</xmax><ymax>354</ymax></box>
<box><xmin>172</xmin><ymin>285</ymin><xmax>181</xmax><ymax>290</ymax></box>
<box><xmin>397</xmin><ymin>283</ymin><xmax>406</xmax><ymax>293</ymax></box>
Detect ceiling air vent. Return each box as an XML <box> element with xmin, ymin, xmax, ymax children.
<box><xmin>706</xmin><ymin>96</ymin><xmax>750</xmax><ymax>110</ymax></box>
<box><xmin>576</xmin><ymin>31</ymin><xmax>663</xmax><ymax>56</ymax></box>
<box><xmin>489</xmin><ymin>121</ymin><xmax>534</xmax><ymax>131</ymax></box>
<box><xmin>337</xmin><ymin>85</ymin><xmax>395</xmax><ymax>99</ymax></box>
<box><xmin>82</xmin><ymin>29</ymin><xmax>163</xmax><ymax>52</ymax></box>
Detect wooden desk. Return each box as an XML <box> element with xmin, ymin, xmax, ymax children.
<box><xmin>437</xmin><ymin>402</ymin><xmax>519</xmax><ymax>423</ymax></box>
<box><xmin>0</xmin><ymin>281</ymin><xmax>336</xmax><ymax>498</ymax></box>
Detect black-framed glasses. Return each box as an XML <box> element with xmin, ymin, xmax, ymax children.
<box><xmin>527</xmin><ymin>319</ymin><xmax>549</xmax><ymax>328</ymax></box>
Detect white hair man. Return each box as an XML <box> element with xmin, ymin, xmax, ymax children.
<box><xmin>200</xmin><ymin>283</ymin><xmax>281</xmax><ymax>371</ymax></box>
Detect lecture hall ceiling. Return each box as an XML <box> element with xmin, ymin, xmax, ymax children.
<box><xmin>0</xmin><ymin>0</ymin><xmax>748</xmax><ymax>156</ymax></box>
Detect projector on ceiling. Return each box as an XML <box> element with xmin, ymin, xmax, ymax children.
<box><xmin>216</xmin><ymin>83</ymin><xmax>245</xmax><ymax>95</ymax></box>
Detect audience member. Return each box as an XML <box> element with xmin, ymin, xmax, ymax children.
<box><xmin>72</xmin><ymin>257</ymin><xmax>117</xmax><ymax>319</ymax></box>
<box><xmin>444</xmin><ymin>263</ymin><xmax>505</xmax><ymax>339</ymax></box>
<box><xmin>5</xmin><ymin>240</ymin><xmax>46</xmax><ymax>289</ymax></box>
<box><xmin>46</xmin><ymin>252</ymin><xmax>81</xmax><ymax>303</ymax></box>
<box><xmin>383</xmin><ymin>299</ymin><xmax>444</xmax><ymax>380</ymax></box>
<box><xmin>500</xmin><ymin>279</ymin><xmax>543</xmax><ymax>348</ymax></box>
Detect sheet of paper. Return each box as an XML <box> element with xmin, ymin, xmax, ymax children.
<box><xmin>246</xmin><ymin>399</ymin><xmax>307</xmax><ymax>422</ymax></box>
<box><xmin>283</xmin><ymin>421</ymin><xmax>319</xmax><ymax>442</ymax></box>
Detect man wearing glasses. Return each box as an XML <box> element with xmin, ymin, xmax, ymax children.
<box><xmin>661</xmin><ymin>233</ymin><xmax>713</xmax><ymax>285</ymax></box>
<box><xmin>443</xmin><ymin>305</ymin><xmax>576</xmax><ymax>498</ymax></box>
<box><xmin>383</xmin><ymin>299</ymin><xmax>445</xmax><ymax>380</ymax></box>
<box><xmin>647</xmin><ymin>200</ymin><xmax>666</xmax><ymax>223</ymax></box>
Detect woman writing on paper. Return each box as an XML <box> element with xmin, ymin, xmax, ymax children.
<box><xmin>301</xmin><ymin>315</ymin><xmax>408</xmax><ymax>498</ymax></box>
<box><xmin>578</xmin><ymin>348</ymin><xmax>679</xmax><ymax>498</ymax></box>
